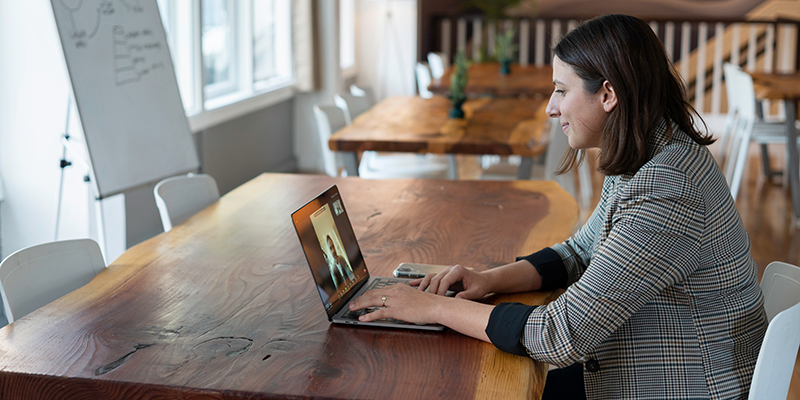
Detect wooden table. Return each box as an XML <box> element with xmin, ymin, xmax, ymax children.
<box><xmin>429</xmin><ymin>63</ymin><xmax>554</xmax><ymax>98</ymax></box>
<box><xmin>329</xmin><ymin>96</ymin><xmax>551</xmax><ymax>180</ymax></box>
<box><xmin>0</xmin><ymin>173</ymin><xmax>578</xmax><ymax>400</ymax></box>
<box><xmin>751</xmin><ymin>72</ymin><xmax>800</xmax><ymax>221</ymax></box>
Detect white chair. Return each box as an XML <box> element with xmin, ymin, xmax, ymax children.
<box><xmin>349</xmin><ymin>84</ymin><xmax>375</xmax><ymax>107</ymax></box>
<box><xmin>479</xmin><ymin>118</ymin><xmax>593</xmax><ymax>208</ymax></box>
<box><xmin>721</xmin><ymin>63</ymin><xmax>800</xmax><ymax>201</ymax></box>
<box><xmin>415</xmin><ymin>62</ymin><xmax>434</xmax><ymax>99</ymax></box>
<box><xmin>760</xmin><ymin>261</ymin><xmax>800</xmax><ymax>322</ymax></box>
<box><xmin>545</xmin><ymin>118</ymin><xmax>593</xmax><ymax>209</ymax></box>
<box><xmin>316</xmin><ymin>104</ymin><xmax>451</xmax><ymax>180</ymax></box>
<box><xmin>0</xmin><ymin>239</ymin><xmax>105</xmax><ymax>323</ymax></box>
<box><xmin>427</xmin><ymin>52</ymin><xmax>449</xmax><ymax>80</ymax></box>
<box><xmin>154</xmin><ymin>173</ymin><xmax>220</xmax><ymax>232</ymax></box>
<box><xmin>313</xmin><ymin>104</ymin><xmax>349</xmax><ymax>177</ymax></box>
<box><xmin>334</xmin><ymin>92</ymin><xmax>371</xmax><ymax>126</ymax></box>
<box><xmin>747</xmin><ymin>261</ymin><xmax>800</xmax><ymax>399</ymax></box>
<box><xmin>749</xmin><ymin>301</ymin><xmax>800</xmax><ymax>399</ymax></box>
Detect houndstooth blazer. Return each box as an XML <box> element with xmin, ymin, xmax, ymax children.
<box><xmin>497</xmin><ymin>121</ymin><xmax>767</xmax><ymax>399</ymax></box>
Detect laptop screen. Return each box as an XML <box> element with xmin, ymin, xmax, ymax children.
<box><xmin>292</xmin><ymin>185</ymin><xmax>369</xmax><ymax>318</ymax></box>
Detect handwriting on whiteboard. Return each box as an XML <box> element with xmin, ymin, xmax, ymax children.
<box><xmin>58</xmin><ymin>0</ymin><xmax>166</xmax><ymax>87</ymax></box>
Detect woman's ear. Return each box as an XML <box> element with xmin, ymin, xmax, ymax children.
<box><xmin>601</xmin><ymin>80</ymin><xmax>618</xmax><ymax>113</ymax></box>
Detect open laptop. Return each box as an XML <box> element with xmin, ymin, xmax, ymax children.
<box><xmin>291</xmin><ymin>185</ymin><xmax>445</xmax><ymax>331</ymax></box>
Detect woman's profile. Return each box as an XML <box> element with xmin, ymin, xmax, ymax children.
<box><xmin>350</xmin><ymin>14</ymin><xmax>767</xmax><ymax>400</ymax></box>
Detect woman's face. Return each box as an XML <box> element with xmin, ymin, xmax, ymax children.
<box><xmin>327</xmin><ymin>238</ymin><xmax>337</xmax><ymax>256</ymax></box>
<box><xmin>546</xmin><ymin>57</ymin><xmax>615</xmax><ymax>149</ymax></box>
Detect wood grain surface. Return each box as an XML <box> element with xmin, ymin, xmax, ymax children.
<box><xmin>429</xmin><ymin>63</ymin><xmax>554</xmax><ymax>98</ymax></box>
<box><xmin>0</xmin><ymin>174</ymin><xmax>577</xmax><ymax>400</ymax></box>
<box><xmin>750</xmin><ymin>72</ymin><xmax>800</xmax><ymax>100</ymax></box>
<box><xmin>329</xmin><ymin>96</ymin><xmax>551</xmax><ymax>157</ymax></box>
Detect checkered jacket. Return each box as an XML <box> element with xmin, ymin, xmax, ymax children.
<box><xmin>524</xmin><ymin>122</ymin><xmax>767</xmax><ymax>399</ymax></box>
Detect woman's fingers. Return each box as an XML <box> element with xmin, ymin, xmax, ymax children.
<box><xmin>349</xmin><ymin>284</ymin><xmax>440</xmax><ymax>324</ymax></box>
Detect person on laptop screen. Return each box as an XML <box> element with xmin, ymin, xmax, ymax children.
<box><xmin>348</xmin><ymin>14</ymin><xmax>767</xmax><ymax>400</ymax></box>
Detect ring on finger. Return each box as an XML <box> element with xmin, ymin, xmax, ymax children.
<box><xmin>381</xmin><ymin>296</ymin><xmax>387</xmax><ymax>307</ymax></box>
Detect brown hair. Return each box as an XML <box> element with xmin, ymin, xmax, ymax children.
<box><xmin>553</xmin><ymin>14</ymin><xmax>714</xmax><ymax>176</ymax></box>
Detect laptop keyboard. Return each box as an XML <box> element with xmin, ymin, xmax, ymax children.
<box><xmin>341</xmin><ymin>278</ymin><xmax>409</xmax><ymax>323</ymax></box>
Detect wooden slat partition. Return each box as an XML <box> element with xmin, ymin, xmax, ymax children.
<box><xmin>429</xmin><ymin>15</ymin><xmax>800</xmax><ymax>120</ymax></box>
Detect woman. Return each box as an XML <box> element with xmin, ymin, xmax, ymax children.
<box><xmin>350</xmin><ymin>14</ymin><xmax>766</xmax><ymax>400</ymax></box>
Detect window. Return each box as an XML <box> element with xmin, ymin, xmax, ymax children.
<box><xmin>156</xmin><ymin>0</ymin><xmax>293</xmax><ymax>129</ymax></box>
<box><xmin>202</xmin><ymin>0</ymin><xmax>236</xmax><ymax>96</ymax></box>
<box><xmin>253</xmin><ymin>0</ymin><xmax>292</xmax><ymax>88</ymax></box>
<box><xmin>157</xmin><ymin>0</ymin><xmax>199</xmax><ymax>113</ymax></box>
<box><xmin>339</xmin><ymin>0</ymin><xmax>356</xmax><ymax>76</ymax></box>
<box><xmin>253</xmin><ymin>0</ymin><xmax>277</xmax><ymax>82</ymax></box>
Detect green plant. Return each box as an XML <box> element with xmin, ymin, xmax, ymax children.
<box><xmin>494</xmin><ymin>26</ymin><xmax>518</xmax><ymax>63</ymax></box>
<box><xmin>448</xmin><ymin>50</ymin><xmax>470</xmax><ymax>104</ymax></box>
<box><xmin>466</xmin><ymin>0</ymin><xmax>532</xmax><ymax>22</ymax></box>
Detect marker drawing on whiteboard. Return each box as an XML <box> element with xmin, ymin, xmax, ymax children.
<box><xmin>59</xmin><ymin>0</ymin><xmax>108</xmax><ymax>47</ymax></box>
<box><xmin>113</xmin><ymin>26</ymin><xmax>141</xmax><ymax>86</ymax></box>
<box><xmin>119</xmin><ymin>0</ymin><xmax>144</xmax><ymax>13</ymax></box>
<box><xmin>60</xmin><ymin>0</ymin><xmax>139</xmax><ymax>48</ymax></box>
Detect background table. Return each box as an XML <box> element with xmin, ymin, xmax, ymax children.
<box><xmin>329</xmin><ymin>96</ymin><xmax>551</xmax><ymax>179</ymax></box>
<box><xmin>429</xmin><ymin>63</ymin><xmax>554</xmax><ymax>98</ymax></box>
<box><xmin>751</xmin><ymin>72</ymin><xmax>800</xmax><ymax>221</ymax></box>
<box><xmin>0</xmin><ymin>173</ymin><xmax>578</xmax><ymax>400</ymax></box>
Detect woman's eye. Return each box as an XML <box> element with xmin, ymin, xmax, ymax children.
<box><xmin>554</xmin><ymin>89</ymin><xmax>565</xmax><ymax>95</ymax></box>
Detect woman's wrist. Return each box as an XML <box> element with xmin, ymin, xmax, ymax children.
<box><xmin>480</xmin><ymin>268</ymin><xmax>501</xmax><ymax>294</ymax></box>
<box><xmin>482</xmin><ymin>260</ymin><xmax>542</xmax><ymax>294</ymax></box>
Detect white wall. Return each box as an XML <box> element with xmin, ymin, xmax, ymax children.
<box><xmin>292</xmin><ymin>0</ymin><xmax>419</xmax><ymax>173</ymax></box>
<box><xmin>0</xmin><ymin>1</ymin><xmax>102</xmax><ymax>260</ymax></box>
<box><xmin>293</xmin><ymin>0</ymin><xmax>344</xmax><ymax>173</ymax></box>
<box><xmin>0</xmin><ymin>1</ymin><xmax>296</xmax><ymax>264</ymax></box>
<box><xmin>355</xmin><ymin>0</ymin><xmax>418</xmax><ymax>102</ymax></box>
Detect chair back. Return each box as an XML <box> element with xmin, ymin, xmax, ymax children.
<box><xmin>0</xmin><ymin>239</ymin><xmax>105</xmax><ymax>323</ymax></box>
<box><xmin>349</xmin><ymin>84</ymin><xmax>376</xmax><ymax>107</ymax></box>
<box><xmin>748</xmin><ymin>300</ymin><xmax>800</xmax><ymax>400</ymax></box>
<box><xmin>415</xmin><ymin>62</ymin><xmax>434</xmax><ymax>99</ymax></box>
<box><xmin>761</xmin><ymin>261</ymin><xmax>800</xmax><ymax>322</ymax></box>
<box><xmin>333</xmin><ymin>92</ymin><xmax>371</xmax><ymax>125</ymax></box>
<box><xmin>313</xmin><ymin>105</ymin><xmax>347</xmax><ymax>177</ymax></box>
<box><xmin>427</xmin><ymin>52</ymin><xmax>448</xmax><ymax>80</ymax></box>
<box><xmin>154</xmin><ymin>173</ymin><xmax>220</xmax><ymax>232</ymax></box>
<box><xmin>722</xmin><ymin>63</ymin><xmax>757</xmax><ymax>200</ymax></box>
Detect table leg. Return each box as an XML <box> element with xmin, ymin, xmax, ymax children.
<box><xmin>343</xmin><ymin>152</ymin><xmax>359</xmax><ymax>177</ymax></box>
<box><xmin>517</xmin><ymin>157</ymin><xmax>534</xmax><ymax>180</ymax></box>
<box><xmin>447</xmin><ymin>154</ymin><xmax>459</xmax><ymax>180</ymax></box>
<box><xmin>784</xmin><ymin>99</ymin><xmax>800</xmax><ymax>222</ymax></box>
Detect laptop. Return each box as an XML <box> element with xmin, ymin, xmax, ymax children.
<box><xmin>291</xmin><ymin>185</ymin><xmax>445</xmax><ymax>331</ymax></box>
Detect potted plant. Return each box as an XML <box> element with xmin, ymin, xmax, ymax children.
<box><xmin>447</xmin><ymin>50</ymin><xmax>470</xmax><ymax>119</ymax></box>
<box><xmin>495</xmin><ymin>26</ymin><xmax>517</xmax><ymax>75</ymax></box>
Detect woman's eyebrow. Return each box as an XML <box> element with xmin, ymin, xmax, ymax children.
<box><xmin>553</xmin><ymin>79</ymin><xmax>565</xmax><ymax>86</ymax></box>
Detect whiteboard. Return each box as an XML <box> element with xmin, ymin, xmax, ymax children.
<box><xmin>50</xmin><ymin>0</ymin><xmax>199</xmax><ymax>199</ymax></box>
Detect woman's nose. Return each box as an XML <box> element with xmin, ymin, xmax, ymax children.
<box><xmin>545</xmin><ymin>96</ymin><xmax>560</xmax><ymax>118</ymax></box>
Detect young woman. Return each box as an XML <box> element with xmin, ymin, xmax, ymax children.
<box><xmin>349</xmin><ymin>14</ymin><xmax>767</xmax><ymax>400</ymax></box>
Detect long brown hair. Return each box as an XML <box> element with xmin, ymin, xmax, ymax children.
<box><xmin>553</xmin><ymin>14</ymin><xmax>714</xmax><ymax>176</ymax></box>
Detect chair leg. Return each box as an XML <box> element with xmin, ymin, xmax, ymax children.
<box><xmin>447</xmin><ymin>154</ymin><xmax>459</xmax><ymax>180</ymax></box>
<box><xmin>760</xmin><ymin>143</ymin><xmax>783</xmax><ymax>180</ymax></box>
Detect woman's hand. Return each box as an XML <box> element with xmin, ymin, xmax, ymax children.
<box><xmin>348</xmin><ymin>283</ymin><xmax>447</xmax><ymax>325</ymax></box>
<box><xmin>348</xmin><ymin>281</ymin><xmax>495</xmax><ymax>342</ymax></box>
<box><xmin>413</xmin><ymin>264</ymin><xmax>492</xmax><ymax>300</ymax></box>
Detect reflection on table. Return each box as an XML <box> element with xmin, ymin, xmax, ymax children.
<box><xmin>329</xmin><ymin>96</ymin><xmax>551</xmax><ymax>180</ymax></box>
<box><xmin>429</xmin><ymin>63</ymin><xmax>554</xmax><ymax>98</ymax></box>
<box><xmin>0</xmin><ymin>173</ymin><xmax>578</xmax><ymax>400</ymax></box>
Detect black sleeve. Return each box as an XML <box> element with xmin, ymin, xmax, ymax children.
<box><xmin>516</xmin><ymin>247</ymin><xmax>568</xmax><ymax>290</ymax></box>
<box><xmin>485</xmin><ymin>302</ymin><xmax>537</xmax><ymax>356</ymax></box>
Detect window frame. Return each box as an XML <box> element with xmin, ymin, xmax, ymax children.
<box><xmin>201</xmin><ymin>0</ymin><xmax>239</xmax><ymax>99</ymax></box>
<box><xmin>157</xmin><ymin>0</ymin><xmax>294</xmax><ymax>132</ymax></box>
<box><xmin>339</xmin><ymin>0</ymin><xmax>357</xmax><ymax>79</ymax></box>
